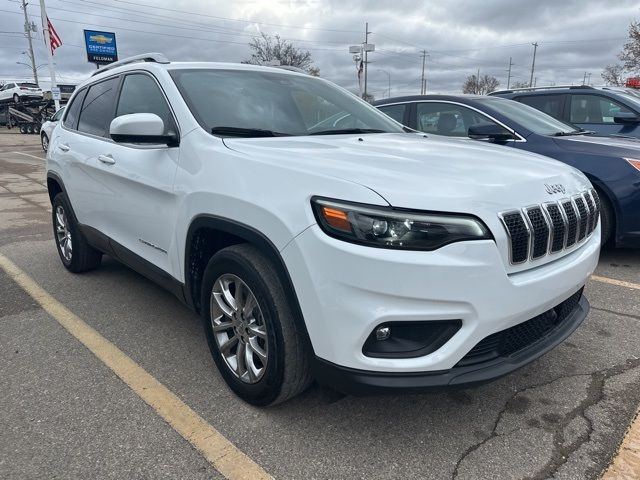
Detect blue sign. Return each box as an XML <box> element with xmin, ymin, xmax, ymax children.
<box><xmin>84</xmin><ymin>30</ymin><xmax>118</xmax><ymax>64</ymax></box>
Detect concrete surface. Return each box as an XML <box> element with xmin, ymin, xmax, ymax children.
<box><xmin>0</xmin><ymin>132</ymin><xmax>639</xmax><ymax>479</ymax></box>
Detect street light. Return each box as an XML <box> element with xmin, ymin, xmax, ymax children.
<box><xmin>16</xmin><ymin>61</ymin><xmax>47</xmax><ymax>70</ymax></box>
<box><xmin>377</xmin><ymin>69</ymin><xmax>391</xmax><ymax>98</ymax></box>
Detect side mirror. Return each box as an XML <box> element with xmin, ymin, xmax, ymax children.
<box><xmin>613</xmin><ymin>112</ymin><xmax>640</xmax><ymax>124</ymax></box>
<box><xmin>110</xmin><ymin>113</ymin><xmax>179</xmax><ymax>146</ymax></box>
<box><xmin>468</xmin><ymin>123</ymin><xmax>516</xmax><ymax>142</ymax></box>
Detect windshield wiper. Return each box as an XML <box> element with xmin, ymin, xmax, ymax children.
<box><xmin>553</xmin><ymin>130</ymin><xmax>593</xmax><ymax>137</ymax></box>
<box><xmin>309</xmin><ymin>128</ymin><xmax>387</xmax><ymax>136</ymax></box>
<box><xmin>211</xmin><ymin>126</ymin><xmax>291</xmax><ymax>138</ymax></box>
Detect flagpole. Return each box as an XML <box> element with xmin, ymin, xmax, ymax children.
<box><xmin>39</xmin><ymin>0</ymin><xmax>59</xmax><ymax>110</ymax></box>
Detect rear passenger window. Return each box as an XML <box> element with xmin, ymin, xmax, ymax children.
<box><xmin>77</xmin><ymin>77</ymin><xmax>119</xmax><ymax>137</ymax></box>
<box><xmin>569</xmin><ymin>94</ymin><xmax>633</xmax><ymax>124</ymax></box>
<box><xmin>63</xmin><ymin>88</ymin><xmax>87</xmax><ymax>130</ymax></box>
<box><xmin>378</xmin><ymin>104</ymin><xmax>407</xmax><ymax>124</ymax></box>
<box><xmin>517</xmin><ymin>95</ymin><xmax>564</xmax><ymax>119</ymax></box>
<box><xmin>115</xmin><ymin>74</ymin><xmax>174</xmax><ymax>134</ymax></box>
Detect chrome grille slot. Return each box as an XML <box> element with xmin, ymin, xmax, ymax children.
<box><xmin>573</xmin><ymin>196</ymin><xmax>588</xmax><ymax>242</ymax></box>
<box><xmin>499</xmin><ymin>190</ymin><xmax>596</xmax><ymax>266</ymax></box>
<box><xmin>543</xmin><ymin>203</ymin><xmax>565</xmax><ymax>253</ymax></box>
<box><xmin>524</xmin><ymin>207</ymin><xmax>550</xmax><ymax>259</ymax></box>
<box><xmin>499</xmin><ymin>211</ymin><xmax>530</xmax><ymax>264</ymax></box>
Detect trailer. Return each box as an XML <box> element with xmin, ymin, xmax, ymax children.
<box><xmin>0</xmin><ymin>98</ymin><xmax>59</xmax><ymax>134</ymax></box>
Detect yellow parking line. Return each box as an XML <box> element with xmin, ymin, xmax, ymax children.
<box><xmin>0</xmin><ymin>254</ymin><xmax>272</xmax><ymax>480</ymax></box>
<box><xmin>591</xmin><ymin>275</ymin><xmax>640</xmax><ymax>291</ymax></box>
<box><xmin>602</xmin><ymin>411</ymin><xmax>640</xmax><ymax>479</ymax></box>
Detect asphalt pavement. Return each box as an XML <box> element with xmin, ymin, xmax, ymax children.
<box><xmin>0</xmin><ymin>131</ymin><xmax>639</xmax><ymax>479</ymax></box>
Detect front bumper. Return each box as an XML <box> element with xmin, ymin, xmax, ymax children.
<box><xmin>281</xmin><ymin>224</ymin><xmax>599</xmax><ymax>374</ymax></box>
<box><xmin>311</xmin><ymin>294</ymin><xmax>589</xmax><ymax>394</ymax></box>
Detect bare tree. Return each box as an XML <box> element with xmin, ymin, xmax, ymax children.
<box><xmin>620</xmin><ymin>21</ymin><xmax>640</xmax><ymax>72</ymax></box>
<box><xmin>243</xmin><ymin>33</ymin><xmax>318</xmax><ymax>74</ymax></box>
<box><xmin>601</xmin><ymin>64</ymin><xmax>626</xmax><ymax>86</ymax></box>
<box><xmin>462</xmin><ymin>74</ymin><xmax>500</xmax><ymax>95</ymax></box>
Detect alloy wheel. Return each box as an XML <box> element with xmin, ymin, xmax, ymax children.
<box><xmin>210</xmin><ymin>274</ymin><xmax>268</xmax><ymax>384</ymax></box>
<box><xmin>55</xmin><ymin>205</ymin><xmax>72</xmax><ymax>261</ymax></box>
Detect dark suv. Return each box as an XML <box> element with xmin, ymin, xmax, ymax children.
<box><xmin>490</xmin><ymin>85</ymin><xmax>640</xmax><ymax>138</ymax></box>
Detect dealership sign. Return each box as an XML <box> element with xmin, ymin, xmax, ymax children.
<box><xmin>84</xmin><ymin>30</ymin><xmax>118</xmax><ymax>64</ymax></box>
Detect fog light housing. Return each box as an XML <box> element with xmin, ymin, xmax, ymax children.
<box><xmin>375</xmin><ymin>326</ymin><xmax>391</xmax><ymax>341</ymax></box>
<box><xmin>363</xmin><ymin>320</ymin><xmax>462</xmax><ymax>358</ymax></box>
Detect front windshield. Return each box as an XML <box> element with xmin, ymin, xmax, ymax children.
<box><xmin>170</xmin><ymin>68</ymin><xmax>404</xmax><ymax>137</ymax></box>
<box><xmin>478</xmin><ymin>97</ymin><xmax>578</xmax><ymax>135</ymax></box>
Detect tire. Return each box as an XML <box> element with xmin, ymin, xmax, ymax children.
<box><xmin>201</xmin><ymin>244</ymin><xmax>311</xmax><ymax>406</ymax></box>
<box><xmin>34</xmin><ymin>124</ymin><xmax>41</xmax><ymax>134</ymax></box>
<box><xmin>19</xmin><ymin>125</ymin><xmax>27</xmax><ymax>134</ymax></box>
<box><xmin>598</xmin><ymin>190</ymin><xmax>614</xmax><ymax>246</ymax></box>
<box><xmin>13</xmin><ymin>93</ymin><xmax>20</xmax><ymax>104</ymax></box>
<box><xmin>52</xmin><ymin>192</ymin><xmax>102</xmax><ymax>273</ymax></box>
<box><xmin>26</xmin><ymin>124</ymin><xmax>34</xmax><ymax>134</ymax></box>
<box><xmin>41</xmin><ymin>133</ymin><xmax>49</xmax><ymax>152</ymax></box>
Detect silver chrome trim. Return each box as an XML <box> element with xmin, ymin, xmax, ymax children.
<box><xmin>500</xmin><ymin>190</ymin><xmax>596</xmax><ymax>266</ymax></box>
<box><xmin>498</xmin><ymin>210</ymin><xmax>530</xmax><ymax>265</ymax></box>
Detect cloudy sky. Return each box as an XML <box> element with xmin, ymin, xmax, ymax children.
<box><xmin>1</xmin><ymin>0</ymin><xmax>639</xmax><ymax>98</ymax></box>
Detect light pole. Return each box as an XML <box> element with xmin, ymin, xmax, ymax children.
<box><xmin>377</xmin><ymin>69</ymin><xmax>391</xmax><ymax>98</ymax></box>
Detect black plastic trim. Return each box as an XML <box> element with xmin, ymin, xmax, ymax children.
<box><xmin>312</xmin><ymin>296</ymin><xmax>589</xmax><ymax>395</ymax></box>
<box><xmin>78</xmin><ymin>224</ymin><xmax>187</xmax><ymax>305</ymax></box>
<box><xmin>184</xmin><ymin>215</ymin><xmax>315</xmax><ymax>354</ymax></box>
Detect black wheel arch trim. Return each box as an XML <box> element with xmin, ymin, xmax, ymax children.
<box><xmin>46</xmin><ymin>171</ymin><xmax>67</xmax><ymax>204</ymax></box>
<box><xmin>185</xmin><ymin>214</ymin><xmax>315</xmax><ymax>356</ymax></box>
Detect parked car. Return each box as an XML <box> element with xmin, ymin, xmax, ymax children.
<box><xmin>40</xmin><ymin>107</ymin><xmax>65</xmax><ymax>151</ymax></box>
<box><xmin>490</xmin><ymin>85</ymin><xmax>640</xmax><ymax>138</ymax></box>
<box><xmin>374</xmin><ymin>94</ymin><xmax>640</xmax><ymax>247</ymax></box>
<box><xmin>47</xmin><ymin>54</ymin><xmax>599</xmax><ymax>405</ymax></box>
<box><xmin>0</xmin><ymin>82</ymin><xmax>43</xmax><ymax>103</ymax></box>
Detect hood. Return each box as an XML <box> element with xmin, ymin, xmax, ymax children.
<box><xmin>224</xmin><ymin>133</ymin><xmax>590</xmax><ymax>212</ymax></box>
<box><xmin>554</xmin><ymin>134</ymin><xmax>640</xmax><ymax>157</ymax></box>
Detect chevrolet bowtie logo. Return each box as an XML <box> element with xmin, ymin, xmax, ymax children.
<box><xmin>90</xmin><ymin>34</ymin><xmax>113</xmax><ymax>44</ymax></box>
<box><xmin>545</xmin><ymin>183</ymin><xmax>566</xmax><ymax>195</ymax></box>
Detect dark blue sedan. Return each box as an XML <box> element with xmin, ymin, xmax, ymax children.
<box><xmin>373</xmin><ymin>95</ymin><xmax>640</xmax><ymax>247</ymax></box>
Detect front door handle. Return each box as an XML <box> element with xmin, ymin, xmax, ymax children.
<box><xmin>58</xmin><ymin>144</ymin><xmax>70</xmax><ymax>152</ymax></box>
<box><xmin>98</xmin><ymin>154</ymin><xmax>115</xmax><ymax>165</ymax></box>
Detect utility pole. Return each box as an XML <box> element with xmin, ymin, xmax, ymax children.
<box><xmin>420</xmin><ymin>50</ymin><xmax>427</xmax><ymax>94</ymax></box>
<box><xmin>507</xmin><ymin>57</ymin><xmax>513</xmax><ymax>89</ymax></box>
<box><xmin>363</xmin><ymin>22</ymin><xmax>370</xmax><ymax>101</ymax></box>
<box><xmin>587</xmin><ymin>72</ymin><xmax>592</xmax><ymax>85</ymax></box>
<box><xmin>529</xmin><ymin>42</ymin><xmax>538</xmax><ymax>88</ymax></box>
<box><xmin>40</xmin><ymin>0</ymin><xmax>59</xmax><ymax>110</ymax></box>
<box><xmin>20</xmin><ymin>0</ymin><xmax>38</xmax><ymax>85</ymax></box>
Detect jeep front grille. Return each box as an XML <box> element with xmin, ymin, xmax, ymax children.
<box><xmin>499</xmin><ymin>189</ymin><xmax>599</xmax><ymax>265</ymax></box>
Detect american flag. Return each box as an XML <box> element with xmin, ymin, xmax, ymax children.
<box><xmin>47</xmin><ymin>17</ymin><xmax>62</xmax><ymax>55</ymax></box>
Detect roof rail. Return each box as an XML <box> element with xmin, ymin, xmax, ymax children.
<box><xmin>491</xmin><ymin>85</ymin><xmax>594</xmax><ymax>95</ymax></box>
<box><xmin>91</xmin><ymin>53</ymin><xmax>169</xmax><ymax>77</ymax></box>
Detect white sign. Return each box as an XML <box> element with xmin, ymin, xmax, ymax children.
<box><xmin>51</xmin><ymin>87</ymin><xmax>61</xmax><ymax>101</ymax></box>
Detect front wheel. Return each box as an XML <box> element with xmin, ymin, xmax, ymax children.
<box><xmin>598</xmin><ymin>191</ymin><xmax>614</xmax><ymax>246</ymax></box>
<box><xmin>52</xmin><ymin>192</ymin><xmax>102</xmax><ymax>272</ymax></box>
<box><xmin>13</xmin><ymin>93</ymin><xmax>20</xmax><ymax>104</ymax></box>
<box><xmin>201</xmin><ymin>244</ymin><xmax>311</xmax><ymax>406</ymax></box>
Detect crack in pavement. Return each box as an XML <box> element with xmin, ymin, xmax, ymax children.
<box><xmin>591</xmin><ymin>306</ymin><xmax>640</xmax><ymax>322</ymax></box>
<box><xmin>451</xmin><ymin>358</ymin><xmax>640</xmax><ymax>480</ymax></box>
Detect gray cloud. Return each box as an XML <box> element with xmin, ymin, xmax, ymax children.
<box><xmin>0</xmin><ymin>0</ymin><xmax>638</xmax><ymax>98</ymax></box>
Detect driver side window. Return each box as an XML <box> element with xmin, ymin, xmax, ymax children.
<box><xmin>416</xmin><ymin>102</ymin><xmax>500</xmax><ymax>137</ymax></box>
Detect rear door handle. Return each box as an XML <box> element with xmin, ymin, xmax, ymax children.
<box><xmin>98</xmin><ymin>154</ymin><xmax>115</xmax><ymax>165</ymax></box>
<box><xmin>58</xmin><ymin>144</ymin><xmax>70</xmax><ymax>152</ymax></box>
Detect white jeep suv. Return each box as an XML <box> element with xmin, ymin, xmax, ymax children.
<box><xmin>46</xmin><ymin>54</ymin><xmax>601</xmax><ymax>405</ymax></box>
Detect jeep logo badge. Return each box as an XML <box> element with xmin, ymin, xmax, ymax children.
<box><xmin>545</xmin><ymin>183</ymin><xmax>566</xmax><ymax>195</ymax></box>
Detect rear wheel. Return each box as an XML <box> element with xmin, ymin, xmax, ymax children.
<box><xmin>19</xmin><ymin>125</ymin><xmax>27</xmax><ymax>134</ymax></box>
<box><xmin>52</xmin><ymin>192</ymin><xmax>102</xmax><ymax>272</ymax></box>
<box><xmin>201</xmin><ymin>244</ymin><xmax>311</xmax><ymax>406</ymax></box>
<box><xmin>26</xmin><ymin>124</ymin><xmax>34</xmax><ymax>134</ymax></box>
<box><xmin>41</xmin><ymin>133</ymin><xmax>49</xmax><ymax>152</ymax></box>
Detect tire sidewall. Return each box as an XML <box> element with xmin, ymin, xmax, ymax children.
<box><xmin>41</xmin><ymin>133</ymin><xmax>49</xmax><ymax>152</ymax></box>
<box><xmin>51</xmin><ymin>193</ymin><xmax>81</xmax><ymax>270</ymax></box>
<box><xmin>201</xmin><ymin>251</ymin><xmax>286</xmax><ymax>406</ymax></box>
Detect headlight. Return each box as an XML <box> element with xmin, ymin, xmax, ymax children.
<box><xmin>311</xmin><ymin>197</ymin><xmax>492</xmax><ymax>250</ymax></box>
<box><xmin>624</xmin><ymin>158</ymin><xmax>640</xmax><ymax>172</ymax></box>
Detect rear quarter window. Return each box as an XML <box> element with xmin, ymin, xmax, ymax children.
<box><xmin>63</xmin><ymin>88</ymin><xmax>87</xmax><ymax>130</ymax></box>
